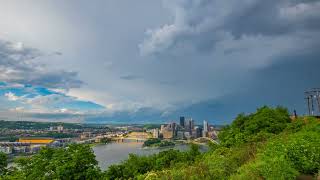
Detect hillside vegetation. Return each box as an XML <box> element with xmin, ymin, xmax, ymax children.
<box><xmin>1</xmin><ymin>106</ymin><xmax>319</xmax><ymax>180</ymax></box>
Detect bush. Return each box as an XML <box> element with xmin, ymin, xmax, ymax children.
<box><xmin>219</xmin><ymin>106</ymin><xmax>291</xmax><ymax>147</ymax></box>
<box><xmin>232</xmin><ymin>156</ymin><xmax>299</xmax><ymax>180</ymax></box>
<box><xmin>232</xmin><ymin>120</ymin><xmax>320</xmax><ymax>179</ymax></box>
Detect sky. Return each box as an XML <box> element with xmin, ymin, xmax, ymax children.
<box><xmin>0</xmin><ymin>0</ymin><xmax>319</xmax><ymax>124</ymax></box>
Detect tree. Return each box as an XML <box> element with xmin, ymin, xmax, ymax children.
<box><xmin>219</xmin><ymin>106</ymin><xmax>291</xmax><ymax>147</ymax></box>
<box><xmin>6</xmin><ymin>144</ymin><xmax>103</xmax><ymax>179</ymax></box>
<box><xmin>0</xmin><ymin>152</ymin><xmax>7</xmax><ymax>175</ymax></box>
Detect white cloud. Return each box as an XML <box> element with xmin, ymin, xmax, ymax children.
<box><xmin>4</xmin><ymin>92</ymin><xmax>20</xmax><ymax>101</ymax></box>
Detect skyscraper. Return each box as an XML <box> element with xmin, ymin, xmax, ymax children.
<box><xmin>190</xmin><ymin>118</ymin><xmax>194</xmax><ymax>130</ymax></box>
<box><xmin>203</xmin><ymin>120</ymin><xmax>209</xmax><ymax>137</ymax></box>
<box><xmin>180</xmin><ymin>116</ymin><xmax>185</xmax><ymax>128</ymax></box>
<box><xmin>153</xmin><ymin>128</ymin><xmax>160</xmax><ymax>138</ymax></box>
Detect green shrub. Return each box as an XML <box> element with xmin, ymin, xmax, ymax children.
<box><xmin>232</xmin><ymin>156</ymin><xmax>298</xmax><ymax>180</ymax></box>
<box><xmin>219</xmin><ymin>106</ymin><xmax>291</xmax><ymax>147</ymax></box>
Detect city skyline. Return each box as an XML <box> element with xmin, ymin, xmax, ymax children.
<box><xmin>0</xmin><ymin>0</ymin><xmax>319</xmax><ymax>124</ymax></box>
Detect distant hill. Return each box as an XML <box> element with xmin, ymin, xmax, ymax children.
<box><xmin>0</xmin><ymin>120</ymin><xmax>83</xmax><ymax>130</ymax></box>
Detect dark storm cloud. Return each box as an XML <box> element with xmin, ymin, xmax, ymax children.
<box><xmin>175</xmin><ymin>50</ymin><xmax>320</xmax><ymax>124</ymax></box>
<box><xmin>225</xmin><ymin>0</ymin><xmax>320</xmax><ymax>38</ymax></box>
<box><xmin>0</xmin><ymin>39</ymin><xmax>83</xmax><ymax>89</ymax></box>
<box><xmin>140</xmin><ymin>0</ymin><xmax>320</xmax><ymax>56</ymax></box>
<box><xmin>134</xmin><ymin>0</ymin><xmax>320</xmax><ymax>123</ymax></box>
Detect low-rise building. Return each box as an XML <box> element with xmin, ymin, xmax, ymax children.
<box><xmin>13</xmin><ymin>146</ymin><xmax>27</xmax><ymax>153</ymax></box>
<box><xmin>152</xmin><ymin>128</ymin><xmax>160</xmax><ymax>138</ymax></box>
<box><xmin>176</xmin><ymin>131</ymin><xmax>185</xmax><ymax>139</ymax></box>
<box><xmin>0</xmin><ymin>146</ymin><xmax>12</xmax><ymax>154</ymax></box>
<box><xmin>57</xmin><ymin>125</ymin><xmax>64</xmax><ymax>132</ymax></box>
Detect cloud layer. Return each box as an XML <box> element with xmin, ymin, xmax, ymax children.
<box><xmin>0</xmin><ymin>0</ymin><xmax>319</xmax><ymax>123</ymax></box>
<box><xmin>140</xmin><ymin>0</ymin><xmax>320</xmax><ymax>56</ymax></box>
<box><xmin>0</xmin><ymin>40</ymin><xmax>83</xmax><ymax>90</ymax></box>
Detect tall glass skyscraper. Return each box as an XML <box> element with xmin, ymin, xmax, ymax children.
<box><xmin>180</xmin><ymin>116</ymin><xmax>185</xmax><ymax>127</ymax></box>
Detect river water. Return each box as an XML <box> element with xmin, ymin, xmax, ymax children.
<box><xmin>93</xmin><ymin>141</ymin><xmax>193</xmax><ymax>170</ymax></box>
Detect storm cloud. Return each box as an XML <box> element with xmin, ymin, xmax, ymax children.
<box><xmin>140</xmin><ymin>0</ymin><xmax>320</xmax><ymax>56</ymax></box>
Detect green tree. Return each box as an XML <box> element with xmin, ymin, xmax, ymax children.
<box><xmin>0</xmin><ymin>152</ymin><xmax>7</xmax><ymax>175</ymax></box>
<box><xmin>219</xmin><ymin>106</ymin><xmax>291</xmax><ymax>147</ymax></box>
<box><xmin>4</xmin><ymin>144</ymin><xmax>102</xmax><ymax>180</ymax></box>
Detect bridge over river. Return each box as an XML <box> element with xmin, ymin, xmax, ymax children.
<box><xmin>192</xmin><ymin>137</ymin><xmax>218</xmax><ymax>145</ymax></box>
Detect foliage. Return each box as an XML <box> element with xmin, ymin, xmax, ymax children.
<box><xmin>143</xmin><ymin>139</ymin><xmax>175</xmax><ymax>148</ymax></box>
<box><xmin>100</xmin><ymin>137</ymin><xmax>111</xmax><ymax>144</ymax></box>
<box><xmin>231</xmin><ymin>117</ymin><xmax>320</xmax><ymax>179</ymax></box>
<box><xmin>0</xmin><ymin>120</ymin><xmax>83</xmax><ymax>130</ymax></box>
<box><xmin>2</xmin><ymin>144</ymin><xmax>102</xmax><ymax>180</ymax></box>
<box><xmin>0</xmin><ymin>152</ymin><xmax>7</xmax><ymax>176</ymax></box>
<box><xmin>143</xmin><ymin>138</ymin><xmax>161</xmax><ymax>147</ymax></box>
<box><xmin>158</xmin><ymin>141</ymin><xmax>175</xmax><ymax>147</ymax></box>
<box><xmin>218</xmin><ymin>106</ymin><xmax>291</xmax><ymax>147</ymax></box>
<box><xmin>143</xmin><ymin>144</ymin><xmax>256</xmax><ymax>180</ymax></box>
<box><xmin>231</xmin><ymin>155</ymin><xmax>299</xmax><ymax>180</ymax></box>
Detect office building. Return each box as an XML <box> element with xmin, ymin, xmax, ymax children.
<box><xmin>180</xmin><ymin>116</ymin><xmax>185</xmax><ymax>128</ymax></box>
<box><xmin>184</xmin><ymin>118</ymin><xmax>194</xmax><ymax>133</ymax></box>
<box><xmin>176</xmin><ymin>131</ymin><xmax>185</xmax><ymax>139</ymax></box>
<box><xmin>194</xmin><ymin>126</ymin><xmax>202</xmax><ymax>138</ymax></box>
<box><xmin>162</xmin><ymin>129</ymin><xmax>174</xmax><ymax>139</ymax></box>
<box><xmin>203</xmin><ymin>120</ymin><xmax>209</xmax><ymax>137</ymax></box>
<box><xmin>184</xmin><ymin>132</ymin><xmax>191</xmax><ymax>139</ymax></box>
<box><xmin>161</xmin><ymin>123</ymin><xmax>176</xmax><ymax>139</ymax></box>
<box><xmin>160</xmin><ymin>125</ymin><xmax>165</xmax><ymax>133</ymax></box>
<box><xmin>57</xmin><ymin>125</ymin><xmax>64</xmax><ymax>132</ymax></box>
<box><xmin>153</xmin><ymin>128</ymin><xmax>160</xmax><ymax>138</ymax></box>
<box><xmin>190</xmin><ymin>118</ymin><xmax>194</xmax><ymax>130</ymax></box>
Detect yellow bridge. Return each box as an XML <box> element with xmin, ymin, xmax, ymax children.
<box><xmin>193</xmin><ymin>137</ymin><xmax>218</xmax><ymax>144</ymax></box>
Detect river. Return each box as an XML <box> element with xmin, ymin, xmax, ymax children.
<box><xmin>93</xmin><ymin>141</ymin><xmax>202</xmax><ymax>170</ymax></box>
